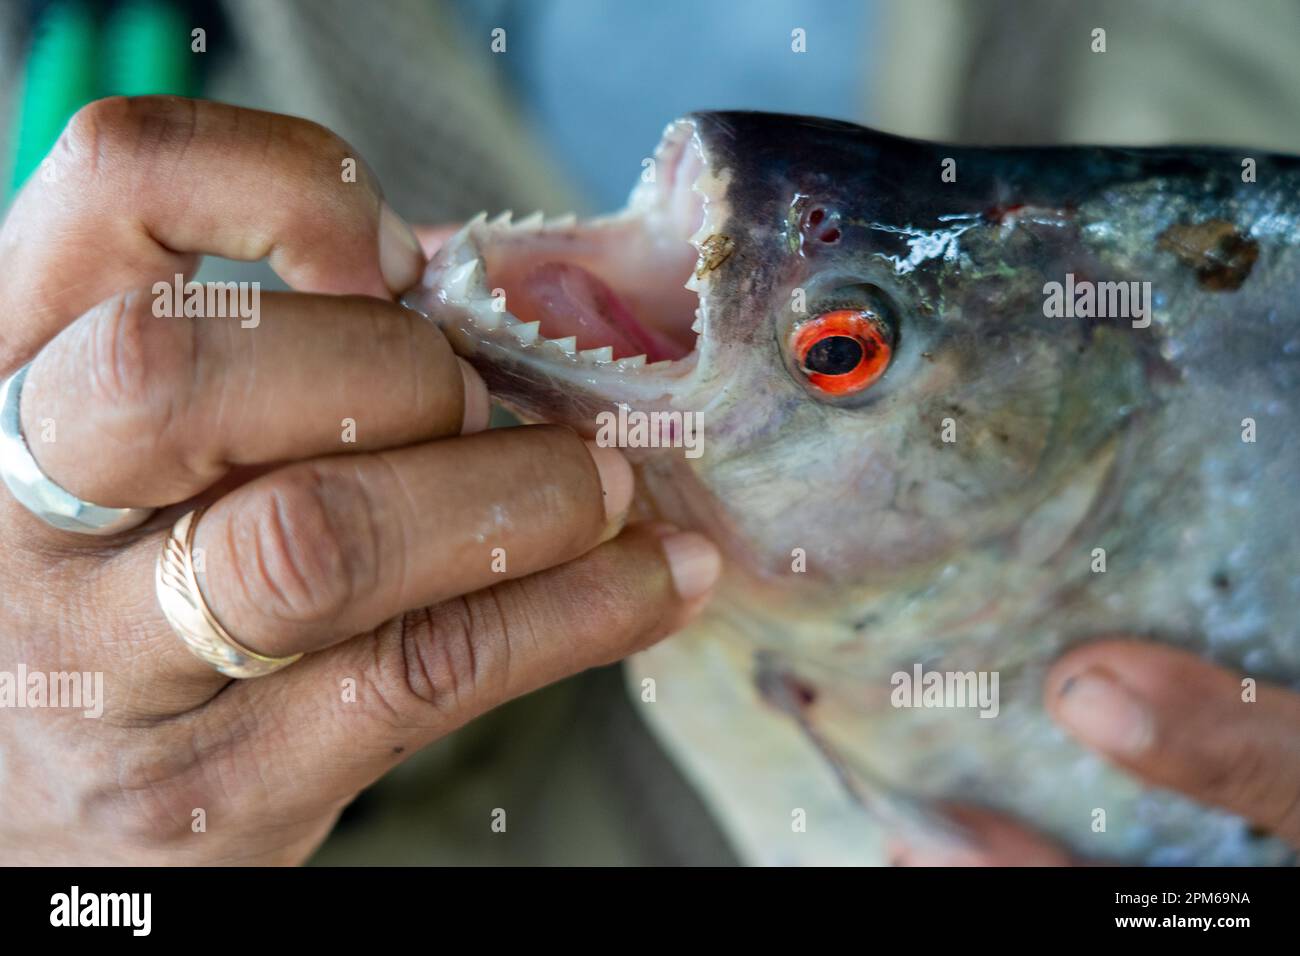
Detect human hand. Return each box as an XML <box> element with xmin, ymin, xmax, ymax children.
<box><xmin>0</xmin><ymin>96</ymin><xmax>720</xmax><ymax>864</ymax></box>
<box><xmin>890</xmin><ymin>640</ymin><xmax>1300</xmax><ymax>865</ymax></box>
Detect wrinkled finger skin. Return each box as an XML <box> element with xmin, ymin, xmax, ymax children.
<box><xmin>1</xmin><ymin>523</ymin><xmax>713</xmax><ymax>865</ymax></box>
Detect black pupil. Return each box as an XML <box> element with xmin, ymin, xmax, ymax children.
<box><xmin>805</xmin><ymin>335</ymin><xmax>864</xmax><ymax>375</ymax></box>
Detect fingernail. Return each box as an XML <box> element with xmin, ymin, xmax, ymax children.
<box><xmin>457</xmin><ymin>358</ymin><xmax>490</xmax><ymax>434</ymax></box>
<box><xmin>1056</xmin><ymin>671</ymin><xmax>1155</xmax><ymax>758</ymax></box>
<box><xmin>584</xmin><ymin>440</ymin><xmax>634</xmax><ymax>529</ymax></box>
<box><xmin>379</xmin><ymin>202</ymin><xmax>424</xmax><ymax>295</ymax></box>
<box><xmin>658</xmin><ymin>531</ymin><xmax>722</xmax><ymax>602</ymax></box>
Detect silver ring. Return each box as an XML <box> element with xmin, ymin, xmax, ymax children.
<box><xmin>0</xmin><ymin>363</ymin><xmax>154</xmax><ymax>535</ymax></box>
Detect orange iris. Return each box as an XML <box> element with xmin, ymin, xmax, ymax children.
<box><xmin>792</xmin><ymin>309</ymin><xmax>893</xmax><ymax>395</ymax></box>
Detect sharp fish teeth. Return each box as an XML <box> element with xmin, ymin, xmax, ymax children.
<box><xmin>442</xmin><ymin>259</ymin><xmax>481</xmax><ymax>299</ymax></box>
<box><xmin>489</xmin><ymin>210</ymin><xmax>513</xmax><ymax>228</ymax></box>
<box><xmin>690</xmin><ymin>312</ymin><xmax>704</xmax><ymax>334</ymax></box>
<box><xmin>579</xmin><ymin>346</ymin><xmax>614</xmax><ymax>364</ymax></box>
<box><xmin>545</xmin><ymin>336</ymin><xmax>578</xmax><ymax>354</ymax></box>
<box><xmin>644</xmin><ymin>359</ymin><xmax>674</xmax><ymax>371</ymax></box>
<box><xmin>516</xmin><ymin>211</ymin><xmax>544</xmax><ymax>231</ymax></box>
<box><xmin>509</xmin><ymin>321</ymin><xmax>540</xmax><ymax>344</ymax></box>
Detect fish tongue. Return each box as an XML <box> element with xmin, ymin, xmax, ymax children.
<box><xmin>520</xmin><ymin>262</ymin><xmax>679</xmax><ymax>362</ymax></box>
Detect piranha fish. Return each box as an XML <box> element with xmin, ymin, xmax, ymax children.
<box><xmin>408</xmin><ymin>112</ymin><xmax>1300</xmax><ymax>866</ymax></box>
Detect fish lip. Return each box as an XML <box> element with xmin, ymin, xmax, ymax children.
<box><xmin>404</xmin><ymin>116</ymin><xmax>729</xmax><ymax>413</ymax></box>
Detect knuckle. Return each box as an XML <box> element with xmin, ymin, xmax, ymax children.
<box><xmin>401</xmin><ymin>599</ymin><xmax>487</xmax><ymax>715</ymax></box>
<box><xmin>375</xmin><ymin>590</ymin><xmax>516</xmax><ymax>724</ymax></box>
<box><xmin>537</xmin><ymin>553</ymin><xmax>659</xmax><ymax>661</ymax></box>
<box><xmin>89</xmin><ymin>710</ymin><xmax>267</xmax><ymax>851</ymax></box>
<box><xmin>88</xmin><ymin>739</ymin><xmax>207</xmax><ymax>846</ymax></box>
<box><xmin>56</xmin><ymin>97</ymin><xmax>131</xmax><ymax>179</ymax></box>
<box><xmin>354</xmin><ymin>297</ymin><xmax>423</xmax><ymax>354</ymax></box>
<box><xmin>288</xmin><ymin>117</ymin><xmax>354</xmax><ymax>165</ymax></box>
<box><xmin>518</xmin><ymin>428</ymin><xmax>601</xmax><ymax>540</ymax></box>
<box><xmin>256</xmin><ymin>114</ymin><xmax>358</xmax><ymax>205</ymax></box>
<box><xmin>370</xmin><ymin>306</ymin><xmax>454</xmax><ymax>424</ymax></box>
<box><xmin>231</xmin><ymin>466</ymin><xmax>379</xmax><ymax>626</ymax></box>
<box><xmin>82</xmin><ymin>291</ymin><xmax>196</xmax><ymax>436</ymax></box>
<box><xmin>560</xmin><ymin>562</ymin><xmax>652</xmax><ymax>657</ymax></box>
<box><xmin>266</xmin><ymin>113</ymin><xmax>358</xmax><ymax>182</ymax></box>
<box><xmin>56</xmin><ymin>95</ymin><xmax>196</xmax><ymax>184</ymax></box>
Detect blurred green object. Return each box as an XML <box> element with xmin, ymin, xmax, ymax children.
<box><xmin>7</xmin><ymin>0</ymin><xmax>196</xmax><ymax>198</ymax></box>
<box><xmin>8</xmin><ymin>1</ymin><xmax>96</xmax><ymax>195</ymax></box>
<box><xmin>103</xmin><ymin>0</ymin><xmax>194</xmax><ymax>97</ymax></box>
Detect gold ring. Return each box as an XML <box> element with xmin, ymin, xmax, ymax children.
<box><xmin>155</xmin><ymin>507</ymin><xmax>302</xmax><ymax>679</ymax></box>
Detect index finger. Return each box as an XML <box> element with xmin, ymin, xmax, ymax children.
<box><xmin>0</xmin><ymin>96</ymin><xmax>423</xmax><ymax>366</ymax></box>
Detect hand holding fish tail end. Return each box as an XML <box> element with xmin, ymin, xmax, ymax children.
<box><xmin>892</xmin><ymin>640</ymin><xmax>1300</xmax><ymax>865</ymax></box>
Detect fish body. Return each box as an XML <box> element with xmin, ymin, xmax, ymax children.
<box><xmin>410</xmin><ymin>112</ymin><xmax>1300</xmax><ymax>865</ymax></box>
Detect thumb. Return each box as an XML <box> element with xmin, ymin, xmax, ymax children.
<box><xmin>1045</xmin><ymin>640</ymin><xmax>1300</xmax><ymax>847</ymax></box>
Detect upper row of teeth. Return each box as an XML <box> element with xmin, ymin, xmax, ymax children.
<box><xmin>473</xmin><ymin>209</ymin><xmax>579</xmax><ymax>233</ymax></box>
<box><xmin>439</xmin><ymin>255</ymin><xmax>703</xmax><ymax>371</ymax></box>
<box><xmin>439</xmin><ymin>161</ymin><xmax>718</xmax><ymax>370</ymax></box>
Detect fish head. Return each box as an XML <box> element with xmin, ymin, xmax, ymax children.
<box><xmin>409</xmin><ymin>112</ymin><xmax>1158</xmax><ymax>601</ymax></box>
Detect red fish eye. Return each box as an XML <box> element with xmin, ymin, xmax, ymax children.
<box><xmin>792</xmin><ymin>309</ymin><xmax>893</xmax><ymax>395</ymax></box>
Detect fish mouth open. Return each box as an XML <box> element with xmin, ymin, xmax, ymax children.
<box><xmin>409</xmin><ymin>118</ymin><xmax>727</xmax><ymax>409</ymax></box>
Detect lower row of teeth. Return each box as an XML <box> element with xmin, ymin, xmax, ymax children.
<box><xmin>506</xmin><ymin>320</ymin><xmax>661</xmax><ymax>369</ymax></box>
<box><xmin>438</xmin><ymin>233</ymin><xmax>701</xmax><ymax>371</ymax></box>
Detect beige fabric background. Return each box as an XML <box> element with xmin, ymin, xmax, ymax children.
<box><xmin>873</xmin><ymin>0</ymin><xmax>1300</xmax><ymax>151</ymax></box>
